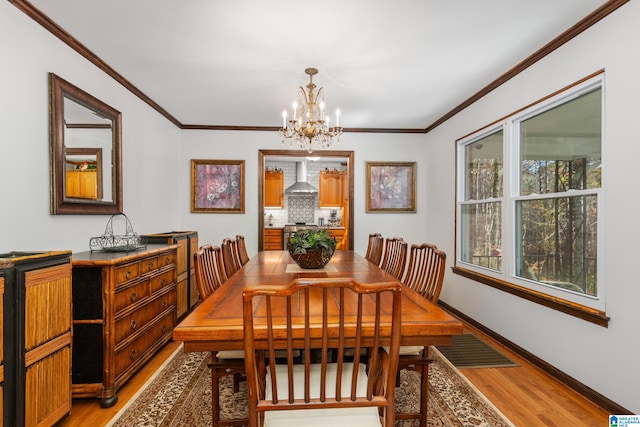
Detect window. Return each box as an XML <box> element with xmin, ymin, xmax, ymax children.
<box><xmin>455</xmin><ymin>74</ymin><xmax>605</xmax><ymax>324</ymax></box>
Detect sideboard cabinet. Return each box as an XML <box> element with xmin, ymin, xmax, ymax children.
<box><xmin>143</xmin><ymin>231</ymin><xmax>199</xmax><ymax>319</ymax></box>
<box><xmin>71</xmin><ymin>244</ymin><xmax>177</xmax><ymax>407</ymax></box>
<box><xmin>0</xmin><ymin>251</ymin><xmax>72</xmax><ymax>427</ymax></box>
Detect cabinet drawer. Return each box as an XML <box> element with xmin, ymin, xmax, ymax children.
<box><xmin>149</xmin><ymin>269</ymin><xmax>174</xmax><ymax>294</ymax></box>
<box><xmin>265</xmin><ymin>243</ymin><xmax>283</xmax><ymax>250</ymax></box>
<box><xmin>158</xmin><ymin>252</ymin><xmax>174</xmax><ymax>269</ymax></box>
<box><xmin>114</xmin><ymin>310</ymin><xmax>174</xmax><ymax>378</ymax></box>
<box><xmin>115</xmin><ymin>262</ymin><xmax>140</xmax><ymax>285</ymax></box>
<box><xmin>114</xmin><ymin>280</ymin><xmax>150</xmax><ymax>313</ymax></box>
<box><xmin>139</xmin><ymin>256</ymin><xmax>158</xmax><ymax>274</ymax></box>
<box><xmin>114</xmin><ymin>290</ymin><xmax>175</xmax><ymax>344</ymax></box>
<box><xmin>264</xmin><ymin>235</ymin><xmax>282</xmax><ymax>243</ymax></box>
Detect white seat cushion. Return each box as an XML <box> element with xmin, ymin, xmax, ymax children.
<box><xmin>216</xmin><ymin>350</ymin><xmax>245</xmax><ymax>359</ymax></box>
<box><xmin>263</xmin><ymin>363</ymin><xmax>382</xmax><ymax>427</ymax></box>
<box><xmin>382</xmin><ymin>345</ymin><xmax>424</xmax><ymax>356</ymax></box>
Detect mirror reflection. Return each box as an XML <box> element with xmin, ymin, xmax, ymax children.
<box><xmin>49</xmin><ymin>73</ymin><xmax>122</xmax><ymax>214</ymax></box>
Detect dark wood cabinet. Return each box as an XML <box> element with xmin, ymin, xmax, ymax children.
<box><xmin>143</xmin><ymin>231</ymin><xmax>199</xmax><ymax>318</ymax></box>
<box><xmin>71</xmin><ymin>244</ymin><xmax>176</xmax><ymax>407</ymax></box>
<box><xmin>1</xmin><ymin>251</ymin><xmax>72</xmax><ymax>427</ymax></box>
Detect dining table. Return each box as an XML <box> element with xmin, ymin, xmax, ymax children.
<box><xmin>172</xmin><ymin>250</ymin><xmax>464</xmax><ymax>353</ymax></box>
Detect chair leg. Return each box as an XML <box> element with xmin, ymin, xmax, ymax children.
<box><xmin>418</xmin><ymin>360</ymin><xmax>430</xmax><ymax>427</ymax></box>
<box><xmin>211</xmin><ymin>363</ymin><xmax>221</xmax><ymax>427</ymax></box>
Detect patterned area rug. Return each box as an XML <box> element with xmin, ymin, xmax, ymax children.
<box><xmin>108</xmin><ymin>345</ymin><xmax>514</xmax><ymax>427</ymax></box>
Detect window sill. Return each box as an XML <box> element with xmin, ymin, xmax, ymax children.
<box><xmin>451</xmin><ymin>266</ymin><xmax>609</xmax><ymax>327</ymax></box>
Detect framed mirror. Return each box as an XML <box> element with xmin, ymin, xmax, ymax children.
<box><xmin>49</xmin><ymin>73</ymin><xmax>122</xmax><ymax>214</ymax></box>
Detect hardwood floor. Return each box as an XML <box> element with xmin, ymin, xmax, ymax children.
<box><xmin>59</xmin><ymin>319</ymin><xmax>610</xmax><ymax>427</ymax></box>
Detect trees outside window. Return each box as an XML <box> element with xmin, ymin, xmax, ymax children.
<box><xmin>456</xmin><ymin>75</ymin><xmax>603</xmax><ymax>313</ymax></box>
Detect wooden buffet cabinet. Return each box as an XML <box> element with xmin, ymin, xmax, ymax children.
<box><xmin>71</xmin><ymin>244</ymin><xmax>177</xmax><ymax>407</ymax></box>
<box><xmin>1</xmin><ymin>251</ymin><xmax>72</xmax><ymax>427</ymax></box>
<box><xmin>143</xmin><ymin>231</ymin><xmax>199</xmax><ymax>320</ymax></box>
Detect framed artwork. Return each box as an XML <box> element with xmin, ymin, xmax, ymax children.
<box><xmin>191</xmin><ymin>159</ymin><xmax>245</xmax><ymax>213</ymax></box>
<box><xmin>366</xmin><ymin>161</ymin><xmax>416</xmax><ymax>212</ymax></box>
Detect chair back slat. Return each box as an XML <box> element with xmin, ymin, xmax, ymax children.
<box><xmin>221</xmin><ymin>238</ymin><xmax>241</xmax><ymax>280</ymax></box>
<box><xmin>403</xmin><ymin>243</ymin><xmax>446</xmax><ymax>303</ymax></box>
<box><xmin>242</xmin><ymin>278</ymin><xmax>402</xmax><ymax>427</ymax></box>
<box><xmin>193</xmin><ymin>244</ymin><xmax>225</xmax><ymax>299</ymax></box>
<box><xmin>380</xmin><ymin>237</ymin><xmax>408</xmax><ymax>280</ymax></box>
<box><xmin>365</xmin><ymin>233</ymin><xmax>384</xmax><ymax>266</ymax></box>
<box><xmin>236</xmin><ymin>234</ymin><xmax>250</xmax><ymax>266</ymax></box>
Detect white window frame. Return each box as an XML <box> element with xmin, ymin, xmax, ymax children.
<box><xmin>455</xmin><ymin>73</ymin><xmax>605</xmax><ymax>318</ymax></box>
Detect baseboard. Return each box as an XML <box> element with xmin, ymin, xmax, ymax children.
<box><xmin>438</xmin><ymin>300</ymin><xmax>631</xmax><ymax>415</ymax></box>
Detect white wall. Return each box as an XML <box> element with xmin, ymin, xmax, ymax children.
<box><xmin>0</xmin><ymin>2</ymin><xmax>181</xmax><ymax>254</ymax></box>
<box><xmin>179</xmin><ymin>131</ymin><xmax>429</xmax><ymax>258</ymax></box>
<box><xmin>425</xmin><ymin>1</ymin><xmax>640</xmax><ymax>412</ymax></box>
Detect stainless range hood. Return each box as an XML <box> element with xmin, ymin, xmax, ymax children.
<box><xmin>285</xmin><ymin>161</ymin><xmax>318</xmax><ymax>193</ymax></box>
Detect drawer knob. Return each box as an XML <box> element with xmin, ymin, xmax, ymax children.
<box><xmin>130</xmin><ymin>319</ymin><xmax>137</xmax><ymax>330</ymax></box>
<box><xmin>162</xmin><ymin>300</ymin><xmax>167</xmax><ymax>308</ymax></box>
<box><xmin>130</xmin><ymin>292</ymin><xmax>137</xmax><ymax>302</ymax></box>
<box><xmin>149</xmin><ymin>262</ymin><xmax>154</xmax><ymax>269</ymax></box>
<box><xmin>126</xmin><ymin>271</ymin><xmax>131</xmax><ymax>279</ymax></box>
<box><xmin>129</xmin><ymin>349</ymin><xmax>136</xmax><ymax>360</ymax></box>
<box><xmin>162</xmin><ymin>325</ymin><xmax>167</xmax><ymax>334</ymax></box>
<box><xmin>161</xmin><ymin>278</ymin><xmax>166</xmax><ymax>286</ymax></box>
<box><xmin>165</xmin><ymin>256</ymin><xmax>170</xmax><ymax>264</ymax></box>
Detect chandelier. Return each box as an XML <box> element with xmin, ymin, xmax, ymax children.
<box><xmin>280</xmin><ymin>68</ymin><xmax>343</xmax><ymax>153</ymax></box>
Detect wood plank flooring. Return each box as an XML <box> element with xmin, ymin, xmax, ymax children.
<box><xmin>58</xmin><ymin>317</ymin><xmax>610</xmax><ymax>427</ymax></box>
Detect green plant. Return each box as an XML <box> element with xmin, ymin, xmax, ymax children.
<box><xmin>288</xmin><ymin>228</ymin><xmax>337</xmax><ymax>255</ymax></box>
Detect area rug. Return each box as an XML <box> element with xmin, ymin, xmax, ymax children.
<box><xmin>436</xmin><ymin>333</ymin><xmax>518</xmax><ymax>369</ymax></box>
<box><xmin>108</xmin><ymin>345</ymin><xmax>514</xmax><ymax>427</ymax></box>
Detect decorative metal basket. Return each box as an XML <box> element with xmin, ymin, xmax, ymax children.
<box><xmin>89</xmin><ymin>213</ymin><xmax>147</xmax><ymax>252</ymax></box>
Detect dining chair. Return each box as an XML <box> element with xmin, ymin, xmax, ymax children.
<box><xmin>235</xmin><ymin>234</ymin><xmax>250</xmax><ymax>266</ymax></box>
<box><xmin>220</xmin><ymin>238</ymin><xmax>241</xmax><ymax>281</ymax></box>
<box><xmin>242</xmin><ymin>277</ymin><xmax>402</xmax><ymax>427</ymax></box>
<box><xmin>194</xmin><ymin>244</ymin><xmax>247</xmax><ymax>427</ymax></box>
<box><xmin>395</xmin><ymin>243</ymin><xmax>446</xmax><ymax>427</ymax></box>
<box><xmin>379</xmin><ymin>237</ymin><xmax>408</xmax><ymax>280</ymax></box>
<box><xmin>193</xmin><ymin>244</ymin><xmax>225</xmax><ymax>299</ymax></box>
<box><xmin>365</xmin><ymin>233</ymin><xmax>384</xmax><ymax>266</ymax></box>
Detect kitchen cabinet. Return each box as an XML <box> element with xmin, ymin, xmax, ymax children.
<box><xmin>143</xmin><ymin>231</ymin><xmax>199</xmax><ymax>319</ymax></box>
<box><xmin>264</xmin><ymin>228</ymin><xmax>283</xmax><ymax>250</ymax></box>
<box><xmin>65</xmin><ymin>170</ymin><xmax>98</xmax><ymax>199</ymax></box>
<box><xmin>329</xmin><ymin>227</ymin><xmax>347</xmax><ymax>251</ymax></box>
<box><xmin>1</xmin><ymin>251</ymin><xmax>72</xmax><ymax>427</ymax></box>
<box><xmin>71</xmin><ymin>244</ymin><xmax>176</xmax><ymax>407</ymax></box>
<box><xmin>265</xmin><ymin>170</ymin><xmax>284</xmax><ymax>208</ymax></box>
<box><xmin>319</xmin><ymin>169</ymin><xmax>345</xmax><ymax>207</ymax></box>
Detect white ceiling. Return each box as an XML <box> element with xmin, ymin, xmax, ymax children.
<box><xmin>26</xmin><ymin>0</ymin><xmax>609</xmax><ymax>130</ymax></box>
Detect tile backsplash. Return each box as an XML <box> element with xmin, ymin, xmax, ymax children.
<box><xmin>287</xmin><ymin>194</ymin><xmax>315</xmax><ymax>223</ymax></box>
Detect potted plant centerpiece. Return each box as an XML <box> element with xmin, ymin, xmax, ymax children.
<box><xmin>288</xmin><ymin>228</ymin><xmax>337</xmax><ymax>269</ymax></box>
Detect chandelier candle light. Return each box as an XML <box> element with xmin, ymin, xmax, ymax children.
<box><xmin>280</xmin><ymin>68</ymin><xmax>343</xmax><ymax>153</ymax></box>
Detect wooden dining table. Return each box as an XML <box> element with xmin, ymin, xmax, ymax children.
<box><xmin>173</xmin><ymin>250</ymin><xmax>463</xmax><ymax>352</ymax></box>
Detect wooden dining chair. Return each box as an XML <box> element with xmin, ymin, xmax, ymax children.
<box><xmin>220</xmin><ymin>238</ymin><xmax>241</xmax><ymax>280</ymax></box>
<box><xmin>242</xmin><ymin>278</ymin><xmax>402</xmax><ymax>427</ymax></box>
<box><xmin>365</xmin><ymin>233</ymin><xmax>384</xmax><ymax>265</ymax></box>
<box><xmin>395</xmin><ymin>243</ymin><xmax>447</xmax><ymax>427</ymax></box>
<box><xmin>193</xmin><ymin>244</ymin><xmax>247</xmax><ymax>427</ymax></box>
<box><xmin>379</xmin><ymin>237</ymin><xmax>408</xmax><ymax>280</ymax></box>
<box><xmin>235</xmin><ymin>234</ymin><xmax>250</xmax><ymax>266</ymax></box>
<box><xmin>193</xmin><ymin>244</ymin><xmax>225</xmax><ymax>299</ymax></box>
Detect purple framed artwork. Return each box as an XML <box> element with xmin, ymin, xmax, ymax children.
<box><xmin>366</xmin><ymin>161</ymin><xmax>416</xmax><ymax>212</ymax></box>
<box><xmin>191</xmin><ymin>159</ymin><xmax>245</xmax><ymax>213</ymax></box>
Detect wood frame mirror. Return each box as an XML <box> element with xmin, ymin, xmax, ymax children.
<box><xmin>49</xmin><ymin>73</ymin><xmax>122</xmax><ymax>214</ymax></box>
